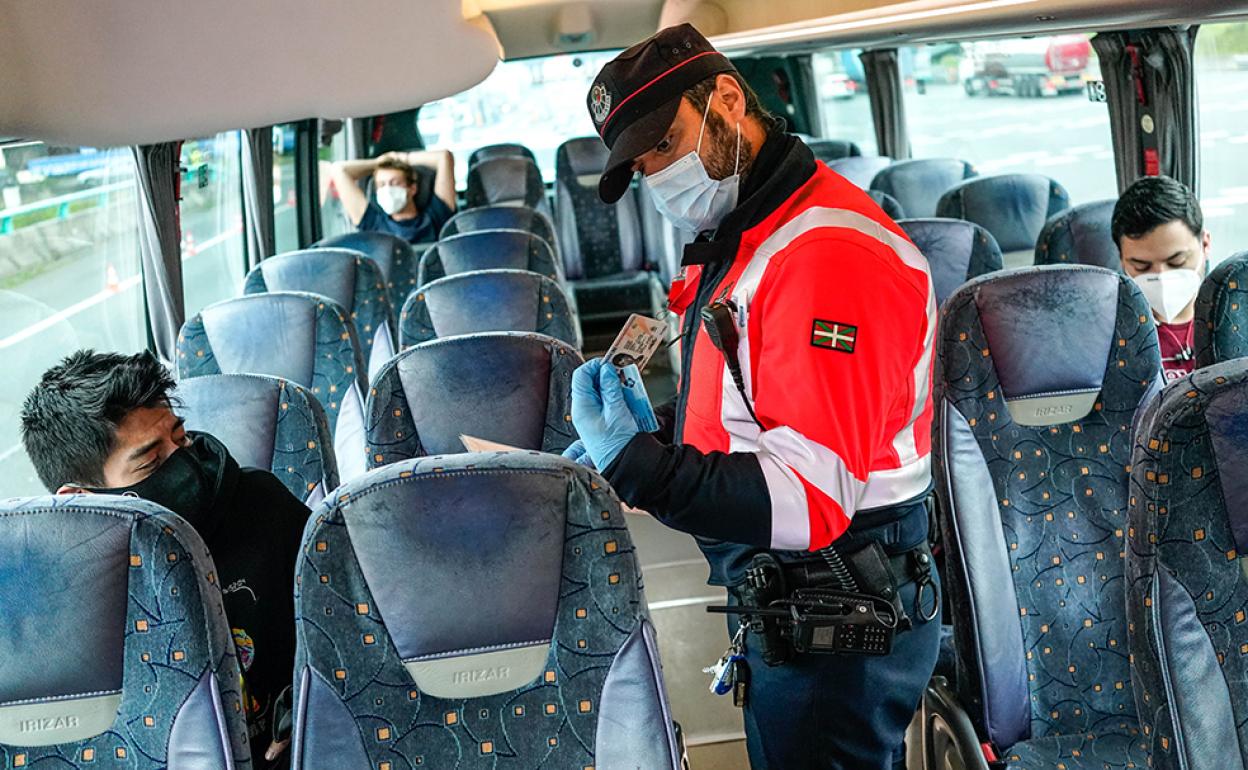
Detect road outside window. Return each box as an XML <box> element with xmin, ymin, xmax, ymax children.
<box><xmin>180</xmin><ymin>132</ymin><xmax>246</xmax><ymax>317</ymax></box>
<box><xmin>1196</xmin><ymin>22</ymin><xmax>1248</xmax><ymax>267</ymax></box>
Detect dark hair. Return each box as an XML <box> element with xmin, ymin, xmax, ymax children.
<box><xmin>682</xmin><ymin>72</ymin><xmax>776</xmax><ymax>129</ymax></box>
<box><xmin>375</xmin><ymin>157</ymin><xmax>417</xmax><ymax>186</ymax></box>
<box><xmin>20</xmin><ymin>350</ymin><xmax>176</xmax><ymax>491</ymax></box>
<box><xmin>1111</xmin><ymin>175</ymin><xmax>1203</xmax><ymax>248</ymax></box>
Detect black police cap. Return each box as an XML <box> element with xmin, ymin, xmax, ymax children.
<box><xmin>586</xmin><ymin>24</ymin><xmax>736</xmax><ymax>203</ymax></box>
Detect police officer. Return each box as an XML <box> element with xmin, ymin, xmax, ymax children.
<box><xmin>566</xmin><ymin>24</ymin><xmax>941</xmax><ymax>770</ymax></box>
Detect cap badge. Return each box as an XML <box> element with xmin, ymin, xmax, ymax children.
<box><xmin>590</xmin><ymin>82</ymin><xmax>612</xmax><ymax>125</ymax></box>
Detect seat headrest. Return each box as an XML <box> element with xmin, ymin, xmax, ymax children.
<box><xmin>871</xmin><ymin>158</ymin><xmax>977</xmax><ymax>219</ymax></box>
<box><xmin>867</xmin><ymin>189</ymin><xmax>906</xmax><ymax>220</ymax></box>
<box><xmin>248</xmin><ymin>248</ymin><xmax>367</xmax><ymax>312</ymax></box>
<box><xmin>899</xmin><ymin>218</ymin><xmax>1003</xmax><ymax>307</ymax></box>
<box><xmin>825</xmin><ymin>156</ymin><xmax>893</xmax><ymax>190</ymax></box>
<box><xmin>439</xmin><ymin>205</ymin><xmax>557</xmax><ymax>249</ymax></box>
<box><xmin>469</xmin><ymin>143</ymin><xmax>536</xmax><ymax>168</ymax></box>
<box><xmin>941</xmin><ymin>266</ymin><xmax>1154</xmax><ymax>425</ymax></box>
<box><xmin>937</xmin><ymin>173</ymin><xmax>1071</xmax><ymax>253</ymax></box>
<box><xmin>806</xmin><ymin>139</ymin><xmax>862</xmax><ymax>163</ymax></box>
<box><xmin>1035</xmin><ymin>199</ymin><xmax>1118</xmax><ymax>270</ymax></box>
<box><xmin>1195</xmin><ymin>252</ymin><xmax>1248</xmax><ymax>369</ymax></box>
<box><xmin>424</xmin><ymin>229</ymin><xmax>559</xmax><ymax>283</ymax></box>
<box><xmin>557</xmin><ymin>137</ymin><xmax>609</xmax><ymax>178</ymax></box>
<box><xmin>366</xmin><ymin>331</ymin><xmax>582</xmax><ymax>463</ymax></box>
<box><xmin>465</xmin><ymin>156</ymin><xmax>544</xmax><ymax>208</ymax></box>
<box><xmin>175</xmin><ymin>373</ymin><xmax>338</xmax><ymax>504</ymax></box>
<box><xmin>317</xmin><ymin>231</ymin><xmax>414</xmax><ymax>285</ymax></box>
<box><xmin>401</xmin><ymin>269</ymin><xmax>577</xmax><ymax>348</ymax></box>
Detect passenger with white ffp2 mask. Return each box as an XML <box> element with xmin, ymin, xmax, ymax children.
<box><xmin>328</xmin><ymin>149</ymin><xmax>457</xmax><ymax>244</ymax></box>
<box><xmin>1112</xmin><ymin>175</ymin><xmax>1212</xmax><ymax>382</ymax></box>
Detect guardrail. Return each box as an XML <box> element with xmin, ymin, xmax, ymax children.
<box><xmin>0</xmin><ymin>181</ymin><xmax>134</xmax><ymax>235</ymax></box>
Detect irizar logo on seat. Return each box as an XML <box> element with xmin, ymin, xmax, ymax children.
<box><xmin>1032</xmin><ymin>403</ymin><xmax>1073</xmax><ymax>418</ymax></box>
<box><xmin>452</xmin><ymin>665</ymin><xmax>512</xmax><ymax>685</ymax></box>
<box><xmin>18</xmin><ymin>715</ymin><xmax>80</xmax><ymax>733</ymax></box>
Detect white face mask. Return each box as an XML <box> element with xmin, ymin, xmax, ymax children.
<box><xmin>1133</xmin><ymin>268</ymin><xmax>1202</xmax><ymax>323</ymax></box>
<box><xmin>643</xmin><ymin>94</ymin><xmax>742</xmax><ymax>234</ymax></box>
<box><xmin>376</xmin><ymin>185</ymin><xmax>409</xmax><ymax>216</ymax></box>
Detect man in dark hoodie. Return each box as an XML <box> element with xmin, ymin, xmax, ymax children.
<box><xmin>20</xmin><ymin>350</ymin><xmax>309</xmax><ymax>768</ymax></box>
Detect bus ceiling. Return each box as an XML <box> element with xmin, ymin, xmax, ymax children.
<box><xmin>0</xmin><ymin>0</ymin><xmax>504</xmax><ymax>148</ymax></box>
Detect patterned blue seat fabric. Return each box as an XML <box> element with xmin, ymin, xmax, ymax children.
<box><xmin>868</xmin><ymin>189</ymin><xmax>906</xmax><ymax>221</ymax></box>
<box><xmin>176</xmin><ymin>374</ymin><xmax>339</xmax><ymax>507</ymax></box>
<box><xmin>825</xmin><ymin>155</ymin><xmax>893</xmax><ymax>190</ymax></box>
<box><xmin>176</xmin><ymin>291</ymin><xmax>369</xmax><ymax>480</ymax></box>
<box><xmin>1034</xmin><ymin>200</ymin><xmax>1119</xmax><ymax>270</ymax></box>
<box><xmin>556</xmin><ymin>137</ymin><xmax>664</xmax><ymax>322</ymax></box>
<box><xmin>400</xmin><ymin>270</ymin><xmax>580</xmax><ymax>349</ymax></box>
<box><xmin>417</xmin><ymin>228</ymin><xmax>562</xmax><ymax>287</ymax></box>
<box><xmin>1127</xmin><ymin>360</ymin><xmax>1248</xmax><ymax>770</ymax></box>
<box><xmin>934</xmin><ymin>265</ymin><xmax>1161</xmax><ymax>769</ymax></box>
<box><xmin>0</xmin><ymin>496</ymin><xmax>250</xmax><ymax>768</ymax></box>
<box><xmin>1194</xmin><ymin>251</ymin><xmax>1248</xmax><ymax>368</ymax></box>
<box><xmin>464</xmin><ymin>155</ymin><xmax>551</xmax><ymax>220</ymax></box>
<box><xmin>244</xmin><ymin>248</ymin><xmax>397</xmax><ymax>379</ymax></box>
<box><xmin>468</xmin><ymin>142</ymin><xmax>537</xmax><ymax>168</ymax></box>
<box><xmin>899</xmin><ymin>218</ymin><xmax>1003</xmax><ymax>306</ymax></box>
<box><xmin>870</xmin><ymin>157</ymin><xmax>978</xmax><ymax>219</ymax></box>
<box><xmin>290</xmin><ymin>453</ymin><xmax>681</xmax><ymax>770</ymax></box>
<box><xmin>316</xmin><ymin>231</ymin><xmax>420</xmax><ymax>312</ymax></box>
<box><xmin>806</xmin><ymin>138</ymin><xmax>862</xmax><ymax>163</ymax></box>
<box><xmin>439</xmin><ymin>205</ymin><xmax>560</xmax><ymax>262</ymax></box>
<box><xmin>937</xmin><ymin>174</ymin><xmax>1072</xmax><ymax>260</ymax></box>
<box><xmin>366</xmin><ymin>331</ymin><xmax>582</xmax><ymax>467</ymax></box>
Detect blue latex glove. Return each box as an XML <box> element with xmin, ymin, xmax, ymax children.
<box><xmin>570</xmin><ymin>358</ymin><xmax>640</xmax><ymax>471</ymax></box>
<box><xmin>561</xmin><ymin>439</ymin><xmax>596</xmax><ymax>469</ymax></box>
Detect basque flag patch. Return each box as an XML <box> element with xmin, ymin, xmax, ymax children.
<box><xmin>810</xmin><ymin>320</ymin><xmax>857</xmax><ymax>353</ymax></box>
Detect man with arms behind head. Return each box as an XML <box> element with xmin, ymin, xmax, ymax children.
<box><xmin>1113</xmin><ymin>175</ymin><xmax>1211</xmax><ymax>382</ymax></box>
<box><xmin>328</xmin><ymin>149</ymin><xmax>457</xmax><ymax>244</ymax></box>
<box><xmin>21</xmin><ymin>350</ymin><xmax>309</xmax><ymax>768</ymax></box>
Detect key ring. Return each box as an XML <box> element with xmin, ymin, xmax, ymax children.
<box><xmin>914</xmin><ymin>576</ymin><xmax>940</xmax><ymax>623</ymax></box>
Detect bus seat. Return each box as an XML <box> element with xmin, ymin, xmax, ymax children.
<box><xmin>439</xmin><ymin>204</ymin><xmax>560</xmax><ymax>263</ymax></box>
<box><xmin>1034</xmin><ymin>199</ymin><xmax>1119</xmax><ymax>270</ymax></box>
<box><xmin>1127</xmin><ymin>360</ymin><xmax>1248</xmax><ymax>769</ymax></box>
<box><xmin>868</xmin><ymin>189</ymin><xmax>906</xmax><ymax>221</ymax></box>
<box><xmin>290</xmin><ymin>453</ymin><xmax>681</xmax><ymax>770</ymax></box>
<box><xmin>0</xmin><ymin>496</ymin><xmax>250</xmax><ymax>767</ymax></box>
<box><xmin>1194</xmin><ymin>251</ymin><xmax>1248</xmax><ymax>369</ymax></box>
<box><xmin>400</xmin><ymin>270</ymin><xmax>580</xmax><ymax>349</ymax></box>
<box><xmin>316</xmin><ymin>231</ymin><xmax>420</xmax><ymax>311</ymax></box>
<box><xmin>929</xmin><ymin>265</ymin><xmax>1160</xmax><ymax>768</ymax></box>
<box><xmin>556</xmin><ymin>137</ymin><xmax>664</xmax><ymax>323</ymax></box>
<box><xmin>899</xmin><ymin>218</ymin><xmax>1003</xmax><ymax>307</ymax></box>
<box><xmin>418</xmin><ymin>229</ymin><xmax>561</xmax><ymax>287</ymax></box>
<box><xmin>176</xmin><ymin>292</ymin><xmax>369</xmax><ymax>481</ymax></box>
<box><xmin>936</xmin><ymin>174</ymin><xmax>1072</xmax><ymax>265</ymax></box>
<box><xmin>468</xmin><ymin>142</ymin><xmax>537</xmax><ymax>168</ymax></box>
<box><xmin>806</xmin><ymin>138</ymin><xmax>862</xmax><ymax>163</ymax></box>
<box><xmin>365</xmin><ymin>331</ymin><xmax>581</xmax><ymax>466</ymax></box>
<box><xmin>870</xmin><ymin>158</ymin><xmax>978</xmax><ymax>219</ymax></box>
<box><xmin>176</xmin><ymin>374</ymin><xmax>339</xmax><ymax>508</ymax></box>
<box><xmin>244</xmin><ymin>248</ymin><xmax>397</xmax><ymax>380</ymax></box>
<box><xmin>825</xmin><ymin>155</ymin><xmax>893</xmax><ymax>190</ymax></box>
<box><xmin>637</xmin><ymin>180</ymin><xmax>694</xmax><ymax>286</ymax></box>
<box><xmin>465</xmin><ymin>155</ymin><xmax>551</xmax><ymax>219</ymax></box>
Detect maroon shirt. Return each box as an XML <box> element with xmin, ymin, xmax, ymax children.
<box><xmin>1157</xmin><ymin>319</ymin><xmax>1195</xmax><ymax>382</ymax></box>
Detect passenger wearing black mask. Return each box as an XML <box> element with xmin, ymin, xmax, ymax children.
<box><xmin>19</xmin><ymin>350</ymin><xmax>309</xmax><ymax>768</ymax></box>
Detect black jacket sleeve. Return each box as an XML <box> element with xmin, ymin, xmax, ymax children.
<box><xmin>604</xmin><ymin>432</ymin><xmax>773</xmax><ymax>547</ymax></box>
<box><xmin>653</xmin><ymin>399</ymin><xmax>678</xmax><ymax>445</ymax></box>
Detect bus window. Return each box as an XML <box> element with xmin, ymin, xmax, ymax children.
<box><xmin>812</xmin><ymin>50</ymin><xmax>878</xmax><ymax>154</ymax></box>
<box><xmin>180</xmin><ymin>132</ymin><xmax>246</xmax><ymax>316</ymax></box>
<box><xmin>318</xmin><ymin>120</ymin><xmax>352</xmax><ymax>241</ymax></box>
<box><xmin>272</xmin><ymin>123</ymin><xmax>300</xmax><ymax>253</ymax></box>
<box><xmin>1196</xmin><ymin>22</ymin><xmax>1248</xmax><ymax>266</ymax></box>
<box><xmin>900</xmin><ymin>37</ymin><xmax>1116</xmax><ymax>204</ymax></box>
<box><xmin>0</xmin><ymin>142</ymin><xmax>145</xmax><ymax>495</ymax></box>
<box><xmin>417</xmin><ymin>51</ymin><xmax>621</xmax><ymax>186</ymax></box>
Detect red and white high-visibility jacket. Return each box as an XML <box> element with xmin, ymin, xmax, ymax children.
<box><xmin>605</xmin><ymin>134</ymin><xmax>935</xmax><ymax>562</ymax></box>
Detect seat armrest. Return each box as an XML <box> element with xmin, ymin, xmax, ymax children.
<box><xmin>921</xmin><ymin>676</ymin><xmax>993</xmax><ymax>770</ymax></box>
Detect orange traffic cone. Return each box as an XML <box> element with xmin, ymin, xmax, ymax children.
<box><xmin>105</xmin><ymin>264</ymin><xmax>120</xmax><ymax>293</ymax></box>
<box><xmin>185</xmin><ymin>233</ymin><xmax>198</xmax><ymax>257</ymax></box>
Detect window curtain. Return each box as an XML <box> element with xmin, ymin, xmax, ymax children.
<box><xmin>1091</xmin><ymin>27</ymin><xmax>1200</xmax><ymax>193</ymax></box>
<box><xmin>859</xmin><ymin>49</ymin><xmax>910</xmax><ymax>160</ymax></box>
<box><xmin>131</xmin><ymin>142</ymin><xmax>184</xmax><ymax>362</ymax></box>
<box><xmin>242</xmin><ymin>126</ymin><xmax>276</xmax><ymax>268</ymax></box>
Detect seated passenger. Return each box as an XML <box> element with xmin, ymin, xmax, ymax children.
<box><xmin>1113</xmin><ymin>175</ymin><xmax>1211</xmax><ymax>382</ymax></box>
<box><xmin>329</xmin><ymin>149</ymin><xmax>457</xmax><ymax>244</ymax></box>
<box><xmin>19</xmin><ymin>350</ymin><xmax>309</xmax><ymax>768</ymax></box>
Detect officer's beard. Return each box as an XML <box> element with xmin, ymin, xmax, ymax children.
<box><xmin>702</xmin><ymin>107</ymin><xmax>755</xmax><ymax>183</ymax></box>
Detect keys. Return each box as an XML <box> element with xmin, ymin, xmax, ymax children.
<box><xmin>703</xmin><ymin>626</ymin><xmax>749</xmax><ymax>701</ymax></box>
<box><xmin>732</xmin><ymin>657</ymin><xmax>750</xmax><ymax>708</ymax></box>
